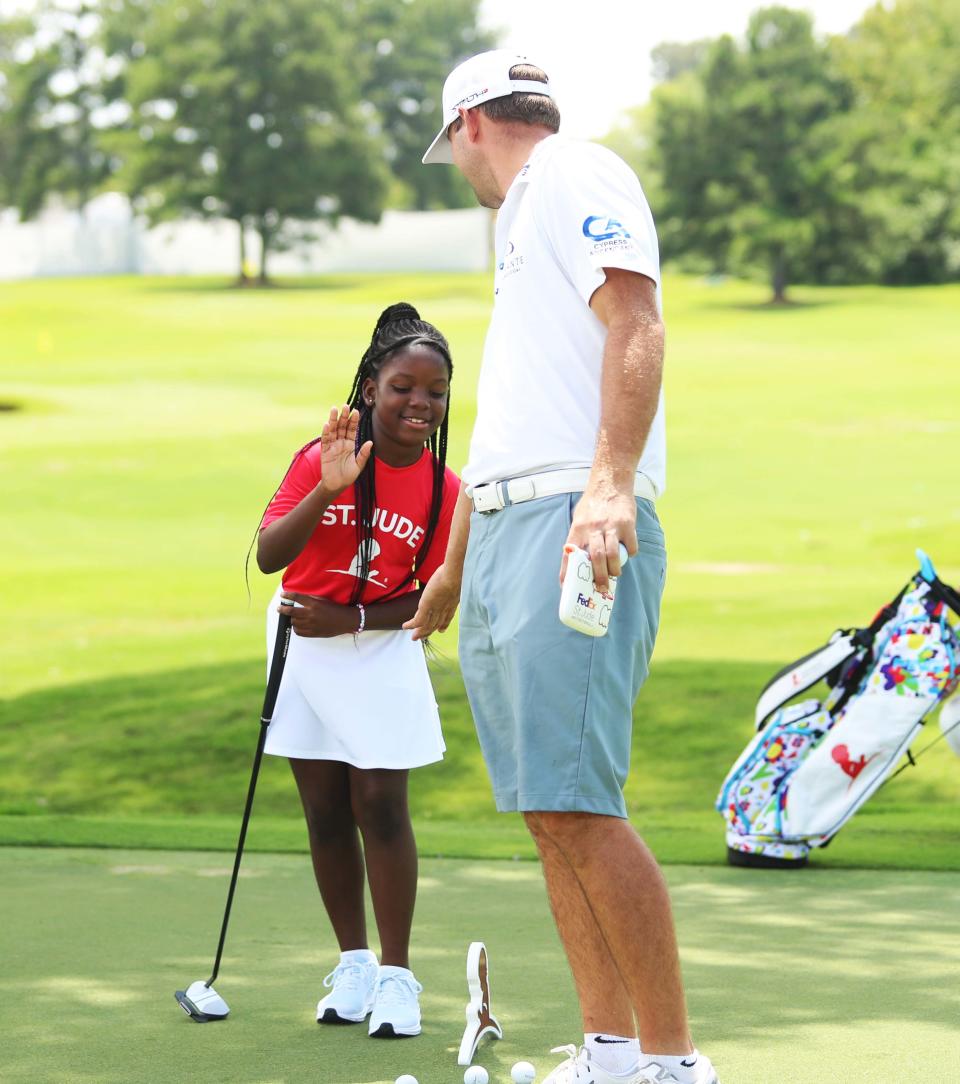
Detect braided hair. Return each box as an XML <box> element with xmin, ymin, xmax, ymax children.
<box><xmin>344</xmin><ymin>302</ymin><xmax>453</xmax><ymax>604</ymax></box>
<box><xmin>247</xmin><ymin>303</ymin><xmax>452</xmax><ymax>603</ymax></box>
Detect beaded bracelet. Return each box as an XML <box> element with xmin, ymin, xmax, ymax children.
<box><xmin>354</xmin><ymin>602</ymin><xmax>366</xmax><ymax>642</ymax></box>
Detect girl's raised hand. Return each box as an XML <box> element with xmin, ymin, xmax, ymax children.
<box><xmin>319</xmin><ymin>405</ymin><xmax>373</xmax><ymax>496</ymax></box>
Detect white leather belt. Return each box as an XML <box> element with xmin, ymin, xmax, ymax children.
<box><xmin>469</xmin><ymin>468</ymin><xmax>657</xmax><ymax>514</ymax></box>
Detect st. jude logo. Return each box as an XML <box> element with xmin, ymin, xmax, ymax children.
<box><xmin>582</xmin><ymin>215</ymin><xmax>631</xmax><ymax>241</ymax></box>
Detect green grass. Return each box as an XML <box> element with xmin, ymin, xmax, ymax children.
<box><xmin>1</xmin><ymin>273</ymin><xmax>959</xmax><ymax>867</ymax></box>
<box><xmin>1</xmin><ymin>659</ymin><xmax>957</xmax><ymax>868</ymax></box>
<box><xmin>2</xmin><ymin>846</ymin><xmax>959</xmax><ymax>1084</ymax></box>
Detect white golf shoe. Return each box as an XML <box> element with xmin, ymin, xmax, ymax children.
<box><xmin>542</xmin><ymin>1045</ymin><xmax>630</xmax><ymax>1084</ymax></box>
<box><xmin>542</xmin><ymin>1045</ymin><xmax>720</xmax><ymax>1084</ymax></box>
<box><xmin>633</xmin><ymin>1060</ymin><xmax>720</xmax><ymax>1084</ymax></box>
<box><xmin>367</xmin><ymin>965</ymin><xmax>423</xmax><ymax>1038</ymax></box>
<box><xmin>316</xmin><ymin>953</ymin><xmax>379</xmax><ymax>1024</ymax></box>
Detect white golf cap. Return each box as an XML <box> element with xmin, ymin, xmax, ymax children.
<box><xmin>421</xmin><ymin>49</ymin><xmax>553</xmax><ymax>166</ymax></box>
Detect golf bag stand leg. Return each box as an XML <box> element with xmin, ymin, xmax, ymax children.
<box><xmin>175</xmin><ymin>610</ymin><xmax>292</xmax><ymax>1021</ymax></box>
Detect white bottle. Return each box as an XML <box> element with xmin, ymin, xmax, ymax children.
<box><xmin>558</xmin><ymin>543</ymin><xmax>629</xmax><ymax>637</ymax></box>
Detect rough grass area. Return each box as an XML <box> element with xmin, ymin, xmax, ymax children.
<box><xmin>1</xmin><ymin>659</ymin><xmax>956</xmax><ymax>868</ymax></box>
<box><xmin>1</xmin><ymin>273</ymin><xmax>958</xmax><ymax>868</ymax></box>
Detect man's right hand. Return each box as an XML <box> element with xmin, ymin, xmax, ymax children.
<box><xmin>402</xmin><ymin>564</ymin><xmax>461</xmax><ymax>641</ymax></box>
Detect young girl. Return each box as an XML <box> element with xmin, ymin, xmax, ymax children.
<box><xmin>256</xmin><ymin>303</ymin><xmax>460</xmax><ymax>1038</ymax></box>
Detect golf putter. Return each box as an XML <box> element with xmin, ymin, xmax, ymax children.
<box><xmin>175</xmin><ymin>607</ymin><xmax>293</xmax><ymax>1022</ymax></box>
<box><xmin>457</xmin><ymin>941</ymin><xmax>503</xmax><ymax>1065</ymax></box>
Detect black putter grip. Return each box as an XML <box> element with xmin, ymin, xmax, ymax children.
<box><xmin>261</xmin><ymin>612</ymin><xmax>292</xmax><ymax>724</ymax></box>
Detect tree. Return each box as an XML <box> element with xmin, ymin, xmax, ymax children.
<box><xmin>0</xmin><ymin>2</ymin><xmax>117</xmax><ymax>220</ymax></box>
<box><xmin>601</xmin><ymin>102</ymin><xmax>664</xmax><ymax>230</ymax></box>
<box><xmin>351</xmin><ymin>0</ymin><xmax>495</xmax><ymax>210</ymax></box>
<box><xmin>2</xmin><ymin>0</ymin><xmax>494</xmax><ymax>270</ymax></box>
<box><xmin>611</xmin><ymin>1</ymin><xmax>960</xmax><ymax>295</ymax></box>
<box><xmin>103</xmin><ymin>0</ymin><xmax>391</xmax><ymax>284</ymax></box>
<box><xmin>648</xmin><ymin>7</ymin><xmax>855</xmax><ymax>301</ymax></box>
<box><xmin>829</xmin><ymin>0</ymin><xmax>960</xmax><ymax>284</ymax></box>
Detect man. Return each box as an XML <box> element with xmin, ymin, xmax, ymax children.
<box><xmin>404</xmin><ymin>50</ymin><xmax>719</xmax><ymax>1084</ymax></box>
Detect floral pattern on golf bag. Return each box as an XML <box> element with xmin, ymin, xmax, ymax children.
<box><xmin>870</xmin><ymin>588</ymin><xmax>957</xmax><ymax>700</ymax></box>
<box><xmin>717</xmin><ymin>561</ymin><xmax>960</xmax><ymax>866</ymax></box>
<box><xmin>717</xmin><ymin>700</ymin><xmax>833</xmax><ymax>863</ymax></box>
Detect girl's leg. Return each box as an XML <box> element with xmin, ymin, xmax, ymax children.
<box><xmin>348</xmin><ymin>767</ymin><xmax>417</xmax><ymax>968</ymax></box>
<box><xmin>289</xmin><ymin>758</ymin><xmax>368</xmax><ymax>951</ymax></box>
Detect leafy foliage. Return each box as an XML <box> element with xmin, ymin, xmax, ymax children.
<box><xmin>0</xmin><ymin>0</ymin><xmax>491</xmax><ymax>279</ymax></box>
<box><xmin>0</xmin><ymin>3</ymin><xmax>118</xmax><ymax>218</ymax></box>
<box><xmin>616</xmin><ymin>1</ymin><xmax>960</xmax><ymax>297</ymax></box>
<box><xmin>101</xmin><ymin>0</ymin><xmax>390</xmax><ymax>282</ymax></box>
<box><xmin>829</xmin><ymin>0</ymin><xmax>960</xmax><ymax>284</ymax></box>
<box><xmin>350</xmin><ymin>0</ymin><xmax>494</xmax><ymax>210</ymax></box>
<box><xmin>649</xmin><ymin>8</ymin><xmax>854</xmax><ymax>300</ymax></box>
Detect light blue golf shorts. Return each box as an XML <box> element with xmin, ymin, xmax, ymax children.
<box><xmin>458</xmin><ymin>493</ymin><xmax>666</xmax><ymax>818</ymax></box>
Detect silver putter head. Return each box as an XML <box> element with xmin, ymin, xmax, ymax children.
<box><xmin>175</xmin><ymin>980</ymin><xmax>230</xmax><ymax>1022</ymax></box>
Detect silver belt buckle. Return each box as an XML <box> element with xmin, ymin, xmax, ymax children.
<box><xmin>472</xmin><ymin>483</ymin><xmax>504</xmax><ymax>514</ymax></box>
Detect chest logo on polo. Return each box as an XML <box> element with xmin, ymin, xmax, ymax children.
<box><xmin>496</xmin><ymin>240</ymin><xmax>526</xmax><ymax>286</ymax></box>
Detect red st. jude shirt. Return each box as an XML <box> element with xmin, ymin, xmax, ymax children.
<box><xmin>262</xmin><ymin>443</ymin><xmax>460</xmax><ymax>603</ymax></box>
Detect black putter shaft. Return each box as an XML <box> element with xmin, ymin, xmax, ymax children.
<box><xmin>205</xmin><ymin>611</ymin><xmax>292</xmax><ymax>988</ymax></box>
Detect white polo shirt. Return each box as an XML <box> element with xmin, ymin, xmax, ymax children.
<box><xmin>463</xmin><ymin>134</ymin><xmax>666</xmax><ymax>494</ymax></box>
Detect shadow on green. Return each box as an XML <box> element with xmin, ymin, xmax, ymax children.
<box><xmin>1</xmin><ymin>847</ymin><xmax>958</xmax><ymax>1084</ymax></box>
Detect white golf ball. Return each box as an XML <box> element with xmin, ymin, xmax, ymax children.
<box><xmin>395</xmin><ymin>1077</ymin><xmax>418</xmax><ymax>1084</ymax></box>
<box><xmin>511</xmin><ymin>1062</ymin><xmax>537</xmax><ymax>1084</ymax></box>
<box><xmin>464</xmin><ymin>1068</ymin><xmax>489</xmax><ymax>1084</ymax></box>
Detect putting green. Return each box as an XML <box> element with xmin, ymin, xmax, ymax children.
<box><xmin>2</xmin><ymin>847</ymin><xmax>958</xmax><ymax>1083</ymax></box>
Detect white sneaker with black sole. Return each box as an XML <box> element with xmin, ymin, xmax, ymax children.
<box><xmin>316</xmin><ymin>951</ymin><xmax>379</xmax><ymax>1024</ymax></box>
<box><xmin>367</xmin><ymin>965</ymin><xmax>422</xmax><ymax>1038</ymax></box>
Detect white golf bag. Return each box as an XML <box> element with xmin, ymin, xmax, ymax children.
<box><xmin>717</xmin><ymin>551</ymin><xmax>960</xmax><ymax>867</ymax></box>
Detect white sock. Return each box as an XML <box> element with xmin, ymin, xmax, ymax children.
<box><xmin>639</xmin><ymin>1050</ymin><xmax>706</xmax><ymax>1084</ymax></box>
<box><xmin>585</xmin><ymin>1033</ymin><xmax>641</xmax><ymax>1076</ymax></box>
<box><xmin>340</xmin><ymin>948</ymin><xmax>377</xmax><ymax>965</ymax></box>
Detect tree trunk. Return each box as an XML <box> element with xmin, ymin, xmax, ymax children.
<box><xmin>237</xmin><ymin>219</ymin><xmax>249</xmax><ymax>284</ymax></box>
<box><xmin>771</xmin><ymin>250</ymin><xmax>788</xmax><ymax>303</ymax></box>
<box><xmin>258</xmin><ymin>225</ymin><xmax>272</xmax><ymax>286</ymax></box>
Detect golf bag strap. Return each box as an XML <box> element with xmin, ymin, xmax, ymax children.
<box><xmin>754</xmin><ymin>577</ymin><xmax>915</xmax><ymax>730</ymax></box>
<box><xmin>917</xmin><ymin>548</ymin><xmax>960</xmax><ymax>617</ymax></box>
<box><xmin>755</xmin><ymin>634</ymin><xmax>858</xmax><ymax>729</ymax></box>
<box><xmin>930</xmin><ymin>576</ymin><xmax>960</xmax><ymax>619</ymax></box>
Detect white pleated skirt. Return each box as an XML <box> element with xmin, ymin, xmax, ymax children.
<box><xmin>263</xmin><ymin>587</ymin><xmax>445</xmax><ymax>769</ymax></box>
